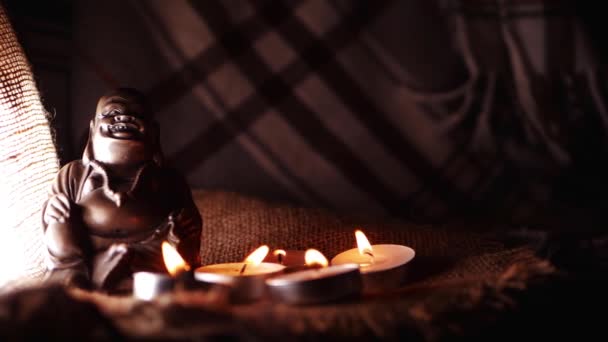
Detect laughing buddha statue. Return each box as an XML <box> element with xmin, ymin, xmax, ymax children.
<box><xmin>42</xmin><ymin>88</ymin><xmax>202</xmax><ymax>291</ymax></box>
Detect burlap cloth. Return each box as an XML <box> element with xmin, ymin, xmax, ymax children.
<box><xmin>194</xmin><ymin>191</ymin><xmax>536</xmax><ymax>281</ymax></box>
<box><xmin>0</xmin><ymin>4</ymin><xmax>59</xmax><ymax>289</ymax></box>
<box><xmin>1</xmin><ymin>190</ymin><xmax>573</xmax><ymax>341</ymax></box>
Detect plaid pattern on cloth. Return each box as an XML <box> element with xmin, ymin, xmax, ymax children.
<box><xmin>70</xmin><ymin>0</ymin><xmax>608</xmax><ymax>222</ymax></box>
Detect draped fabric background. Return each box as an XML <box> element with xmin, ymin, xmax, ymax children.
<box><xmin>1</xmin><ymin>0</ymin><xmax>608</xmax><ymax>289</ymax></box>
<box><xmin>0</xmin><ymin>4</ymin><xmax>58</xmax><ymax>289</ymax></box>
<box><xmin>67</xmin><ymin>0</ymin><xmax>608</xmax><ymax>223</ymax></box>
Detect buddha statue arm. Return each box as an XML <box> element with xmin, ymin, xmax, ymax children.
<box><xmin>41</xmin><ymin>162</ymin><xmax>93</xmax><ymax>287</ymax></box>
<box><xmin>42</xmin><ymin>161</ymin><xmax>83</xmax><ymax>229</ymax></box>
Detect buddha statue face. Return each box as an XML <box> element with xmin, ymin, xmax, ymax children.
<box><xmin>85</xmin><ymin>88</ymin><xmax>162</xmax><ymax>166</ymax></box>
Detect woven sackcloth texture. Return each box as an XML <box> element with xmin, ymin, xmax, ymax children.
<box><xmin>188</xmin><ymin>190</ymin><xmax>552</xmax><ymax>340</ymax></box>
<box><xmin>0</xmin><ymin>4</ymin><xmax>58</xmax><ymax>290</ymax></box>
<box><xmin>194</xmin><ymin>190</ymin><xmax>536</xmax><ymax>284</ymax></box>
<box><xmin>0</xmin><ymin>190</ymin><xmax>554</xmax><ymax>340</ymax></box>
<box><xmin>0</xmin><ymin>190</ymin><xmax>568</xmax><ymax>340</ymax></box>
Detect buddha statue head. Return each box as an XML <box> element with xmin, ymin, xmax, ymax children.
<box><xmin>82</xmin><ymin>87</ymin><xmax>163</xmax><ymax>167</ymax></box>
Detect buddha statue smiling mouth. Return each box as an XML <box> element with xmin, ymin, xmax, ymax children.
<box><xmin>106</xmin><ymin>121</ymin><xmax>143</xmax><ymax>140</ymax></box>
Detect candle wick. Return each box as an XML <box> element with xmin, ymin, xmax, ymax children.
<box><xmin>239</xmin><ymin>263</ymin><xmax>248</xmax><ymax>275</ymax></box>
<box><xmin>278</xmin><ymin>254</ymin><xmax>284</xmax><ymax>265</ymax></box>
<box><xmin>364</xmin><ymin>251</ymin><xmax>375</xmax><ymax>264</ymax></box>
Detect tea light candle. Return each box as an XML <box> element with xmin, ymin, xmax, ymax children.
<box><xmin>133</xmin><ymin>271</ymin><xmax>174</xmax><ymax>301</ymax></box>
<box><xmin>330</xmin><ymin>230</ymin><xmax>415</xmax><ymax>292</ymax></box>
<box><xmin>264</xmin><ymin>249</ymin><xmax>306</xmax><ymax>266</ymax></box>
<box><xmin>194</xmin><ymin>245</ymin><xmax>285</xmax><ymax>303</ymax></box>
<box><xmin>133</xmin><ymin>242</ymin><xmax>192</xmax><ymax>301</ymax></box>
<box><xmin>266</xmin><ymin>249</ymin><xmax>362</xmax><ymax>305</ymax></box>
<box><xmin>264</xmin><ymin>249</ymin><xmax>317</xmax><ymax>274</ymax></box>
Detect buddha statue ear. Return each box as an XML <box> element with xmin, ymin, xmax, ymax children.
<box><xmin>82</xmin><ymin>119</ymin><xmax>95</xmax><ymax>164</ymax></box>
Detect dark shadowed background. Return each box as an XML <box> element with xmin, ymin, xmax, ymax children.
<box><xmin>4</xmin><ymin>0</ymin><xmax>608</xmax><ymax>227</ymax></box>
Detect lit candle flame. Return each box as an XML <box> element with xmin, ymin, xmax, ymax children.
<box><xmin>273</xmin><ymin>249</ymin><xmax>286</xmax><ymax>264</ymax></box>
<box><xmin>305</xmin><ymin>249</ymin><xmax>328</xmax><ymax>267</ymax></box>
<box><xmin>355</xmin><ymin>229</ymin><xmax>374</xmax><ymax>256</ymax></box>
<box><xmin>244</xmin><ymin>245</ymin><xmax>270</xmax><ymax>266</ymax></box>
<box><xmin>162</xmin><ymin>241</ymin><xmax>191</xmax><ymax>276</ymax></box>
<box><xmin>273</xmin><ymin>249</ymin><xmax>286</xmax><ymax>258</ymax></box>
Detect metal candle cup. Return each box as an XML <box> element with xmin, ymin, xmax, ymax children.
<box><xmin>266</xmin><ymin>264</ymin><xmax>362</xmax><ymax>305</ymax></box>
<box><xmin>331</xmin><ymin>244</ymin><xmax>415</xmax><ymax>292</ymax></box>
<box><xmin>133</xmin><ymin>271</ymin><xmax>174</xmax><ymax>301</ymax></box>
<box><xmin>133</xmin><ymin>269</ymin><xmax>216</xmax><ymax>301</ymax></box>
<box><xmin>194</xmin><ymin>262</ymin><xmax>285</xmax><ymax>303</ymax></box>
<box><xmin>132</xmin><ymin>241</ymin><xmax>198</xmax><ymax>301</ymax></box>
<box><xmin>266</xmin><ymin>249</ymin><xmax>362</xmax><ymax>305</ymax></box>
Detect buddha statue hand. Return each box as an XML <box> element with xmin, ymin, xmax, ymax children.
<box><xmin>43</xmin><ymin>193</ymin><xmax>72</xmax><ymax>225</ymax></box>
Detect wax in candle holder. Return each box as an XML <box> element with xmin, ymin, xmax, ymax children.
<box><xmin>266</xmin><ymin>249</ymin><xmax>362</xmax><ymax>305</ymax></box>
<box><xmin>331</xmin><ymin>230</ymin><xmax>415</xmax><ymax>292</ymax></box>
<box><xmin>195</xmin><ymin>263</ymin><xmax>285</xmax><ymax>303</ymax></box>
<box><xmin>194</xmin><ymin>245</ymin><xmax>285</xmax><ymax>303</ymax></box>
<box><xmin>133</xmin><ymin>242</ymin><xmax>201</xmax><ymax>300</ymax></box>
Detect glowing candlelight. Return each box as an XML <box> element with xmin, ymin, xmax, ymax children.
<box><xmin>355</xmin><ymin>229</ymin><xmax>375</xmax><ymax>263</ymax></box>
<box><xmin>331</xmin><ymin>229</ymin><xmax>415</xmax><ymax>292</ymax></box>
<box><xmin>266</xmin><ymin>249</ymin><xmax>361</xmax><ymax>304</ymax></box>
<box><xmin>264</xmin><ymin>249</ymin><xmax>307</xmax><ymax>267</ymax></box>
<box><xmin>133</xmin><ymin>241</ymin><xmax>193</xmax><ymax>301</ymax></box>
<box><xmin>273</xmin><ymin>249</ymin><xmax>287</xmax><ymax>264</ymax></box>
<box><xmin>239</xmin><ymin>245</ymin><xmax>269</xmax><ymax>275</ymax></box>
<box><xmin>304</xmin><ymin>248</ymin><xmax>328</xmax><ymax>267</ymax></box>
<box><xmin>194</xmin><ymin>245</ymin><xmax>285</xmax><ymax>302</ymax></box>
<box><xmin>162</xmin><ymin>241</ymin><xmax>191</xmax><ymax>276</ymax></box>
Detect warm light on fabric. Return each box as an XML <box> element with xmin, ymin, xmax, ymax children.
<box><xmin>0</xmin><ymin>4</ymin><xmax>59</xmax><ymax>291</ymax></box>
